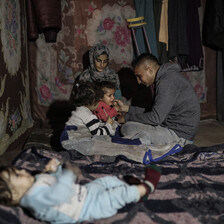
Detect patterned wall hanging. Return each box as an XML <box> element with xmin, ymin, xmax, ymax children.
<box><xmin>0</xmin><ymin>0</ymin><xmax>21</xmax><ymax>75</ymax></box>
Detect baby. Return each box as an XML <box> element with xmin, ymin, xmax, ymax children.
<box><xmin>0</xmin><ymin>159</ymin><xmax>161</xmax><ymax>223</ymax></box>
<box><xmin>94</xmin><ymin>81</ymin><xmax>120</xmax><ymax>122</ymax></box>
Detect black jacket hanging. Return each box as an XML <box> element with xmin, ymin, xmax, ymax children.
<box><xmin>202</xmin><ymin>0</ymin><xmax>224</xmax><ymax>50</ymax></box>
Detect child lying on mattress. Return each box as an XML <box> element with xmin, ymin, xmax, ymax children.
<box><xmin>0</xmin><ymin>159</ymin><xmax>161</xmax><ymax>224</ymax></box>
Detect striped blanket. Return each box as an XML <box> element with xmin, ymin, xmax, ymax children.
<box><xmin>0</xmin><ymin>143</ymin><xmax>223</xmax><ymax>224</ymax></box>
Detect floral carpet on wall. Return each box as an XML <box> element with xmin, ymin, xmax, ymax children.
<box><xmin>0</xmin><ymin>0</ymin><xmax>33</xmax><ymax>155</ymax></box>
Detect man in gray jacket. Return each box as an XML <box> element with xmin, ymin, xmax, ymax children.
<box><xmin>117</xmin><ymin>53</ymin><xmax>200</xmax><ymax>147</ymax></box>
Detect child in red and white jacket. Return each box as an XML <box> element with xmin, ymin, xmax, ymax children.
<box><xmin>94</xmin><ymin>81</ymin><xmax>120</xmax><ymax>122</ymax></box>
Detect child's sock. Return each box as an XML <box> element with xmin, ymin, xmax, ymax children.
<box><xmin>140</xmin><ymin>164</ymin><xmax>161</xmax><ymax>201</ymax></box>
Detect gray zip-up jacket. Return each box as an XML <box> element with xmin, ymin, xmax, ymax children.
<box><xmin>125</xmin><ymin>63</ymin><xmax>200</xmax><ymax>140</ymax></box>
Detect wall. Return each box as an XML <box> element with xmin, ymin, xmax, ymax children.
<box><xmin>200</xmin><ymin>47</ymin><xmax>217</xmax><ymax>118</ymax></box>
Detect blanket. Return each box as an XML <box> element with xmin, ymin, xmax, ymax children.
<box><xmin>0</xmin><ymin>143</ymin><xmax>223</xmax><ymax>224</ymax></box>
<box><xmin>60</xmin><ymin>126</ymin><xmax>183</xmax><ymax>164</ymax></box>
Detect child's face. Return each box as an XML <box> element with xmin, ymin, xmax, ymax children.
<box><xmin>94</xmin><ymin>54</ymin><xmax>109</xmax><ymax>72</ymax></box>
<box><xmin>102</xmin><ymin>88</ymin><xmax>115</xmax><ymax>106</ymax></box>
<box><xmin>2</xmin><ymin>168</ymin><xmax>34</xmax><ymax>202</ymax></box>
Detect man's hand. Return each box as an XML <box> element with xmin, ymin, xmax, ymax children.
<box><xmin>113</xmin><ymin>104</ymin><xmax>119</xmax><ymax>111</ymax></box>
<box><xmin>113</xmin><ymin>102</ymin><xmax>122</xmax><ymax>115</ymax></box>
<box><xmin>114</xmin><ymin>100</ymin><xmax>129</xmax><ymax>112</ymax></box>
<box><xmin>118</xmin><ymin>114</ymin><xmax>125</xmax><ymax>124</ymax></box>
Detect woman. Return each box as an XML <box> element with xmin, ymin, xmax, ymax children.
<box><xmin>75</xmin><ymin>43</ymin><xmax>122</xmax><ymax>99</ymax></box>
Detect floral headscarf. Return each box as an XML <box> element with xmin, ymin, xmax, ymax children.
<box><xmin>77</xmin><ymin>43</ymin><xmax>120</xmax><ymax>89</ymax></box>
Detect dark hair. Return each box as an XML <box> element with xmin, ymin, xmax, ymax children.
<box><xmin>0</xmin><ymin>166</ymin><xmax>14</xmax><ymax>206</ymax></box>
<box><xmin>132</xmin><ymin>53</ymin><xmax>159</xmax><ymax>68</ymax></box>
<box><xmin>98</xmin><ymin>81</ymin><xmax>116</xmax><ymax>94</ymax></box>
<box><xmin>71</xmin><ymin>82</ymin><xmax>102</xmax><ymax>110</ymax></box>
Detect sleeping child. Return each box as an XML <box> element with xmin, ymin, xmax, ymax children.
<box><xmin>0</xmin><ymin>159</ymin><xmax>161</xmax><ymax>224</ymax></box>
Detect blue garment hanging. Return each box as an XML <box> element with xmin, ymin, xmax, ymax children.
<box><xmin>134</xmin><ymin>0</ymin><xmax>158</xmax><ymax>57</ymax></box>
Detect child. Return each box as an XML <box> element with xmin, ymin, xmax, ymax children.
<box><xmin>0</xmin><ymin>159</ymin><xmax>161</xmax><ymax>224</ymax></box>
<box><xmin>94</xmin><ymin>81</ymin><xmax>119</xmax><ymax>122</ymax></box>
<box><xmin>63</xmin><ymin>82</ymin><xmax>118</xmax><ymax>137</ymax></box>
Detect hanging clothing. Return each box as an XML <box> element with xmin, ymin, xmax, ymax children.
<box><xmin>158</xmin><ymin>0</ymin><xmax>168</xmax><ymax>51</ymax></box>
<box><xmin>153</xmin><ymin>0</ymin><xmax>169</xmax><ymax>64</ymax></box>
<box><xmin>202</xmin><ymin>0</ymin><xmax>224</xmax><ymax>50</ymax></box>
<box><xmin>168</xmin><ymin>0</ymin><xmax>189</xmax><ymax>63</ymax></box>
<box><xmin>181</xmin><ymin>0</ymin><xmax>204</xmax><ymax>71</ymax></box>
<box><xmin>26</xmin><ymin>0</ymin><xmax>62</xmax><ymax>42</ymax></box>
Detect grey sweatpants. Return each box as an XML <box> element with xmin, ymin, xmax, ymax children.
<box><xmin>120</xmin><ymin>121</ymin><xmax>192</xmax><ymax>147</ymax></box>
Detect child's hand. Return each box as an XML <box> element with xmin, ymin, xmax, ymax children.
<box><xmin>106</xmin><ymin>116</ymin><xmax>114</xmax><ymax>125</ymax></box>
<box><xmin>44</xmin><ymin>159</ymin><xmax>61</xmax><ymax>173</ymax></box>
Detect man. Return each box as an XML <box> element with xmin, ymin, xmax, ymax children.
<box><xmin>116</xmin><ymin>53</ymin><xmax>200</xmax><ymax>146</ymax></box>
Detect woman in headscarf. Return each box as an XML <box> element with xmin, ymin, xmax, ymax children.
<box><xmin>75</xmin><ymin>43</ymin><xmax>122</xmax><ymax>99</ymax></box>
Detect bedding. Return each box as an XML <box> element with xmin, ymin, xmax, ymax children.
<box><xmin>0</xmin><ymin>137</ymin><xmax>223</xmax><ymax>224</ymax></box>
<box><xmin>60</xmin><ymin>126</ymin><xmax>183</xmax><ymax>164</ymax></box>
